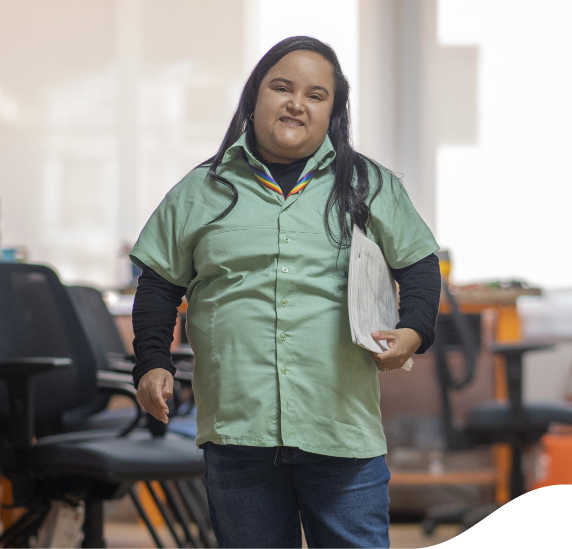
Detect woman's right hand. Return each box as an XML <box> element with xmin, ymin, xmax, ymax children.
<box><xmin>136</xmin><ymin>369</ymin><xmax>174</xmax><ymax>423</ymax></box>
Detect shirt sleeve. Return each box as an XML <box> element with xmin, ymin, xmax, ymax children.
<box><xmin>389</xmin><ymin>253</ymin><xmax>441</xmax><ymax>354</ymax></box>
<box><xmin>132</xmin><ymin>266</ymin><xmax>187</xmax><ymax>388</ymax></box>
<box><xmin>129</xmin><ymin>183</ymin><xmax>195</xmax><ymax>288</ymax></box>
<box><xmin>369</xmin><ymin>171</ymin><xmax>439</xmax><ymax>269</ymax></box>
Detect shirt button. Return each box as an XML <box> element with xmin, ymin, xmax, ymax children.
<box><xmin>280</xmin><ymin>299</ymin><xmax>287</xmax><ymax>307</ymax></box>
<box><xmin>280</xmin><ymin>333</ymin><xmax>287</xmax><ymax>341</ymax></box>
<box><xmin>283</xmin><ymin>236</ymin><xmax>291</xmax><ymax>243</ymax></box>
<box><xmin>281</xmin><ymin>367</ymin><xmax>288</xmax><ymax>374</ymax></box>
<box><xmin>282</xmin><ymin>266</ymin><xmax>289</xmax><ymax>273</ymax></box>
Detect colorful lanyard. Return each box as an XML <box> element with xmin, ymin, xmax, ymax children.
<box><xmin>243</xmin><ymin>152</ymin><xmax>316</xmax><ymax>199</ymax></box>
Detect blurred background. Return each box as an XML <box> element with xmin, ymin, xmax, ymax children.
<box><xmin>2</xmin><ymin>0</ymin><xmax>571</xmax><ymax>291</ymax></box>
<box><xmin>1</xmin><ymin>0</ymin><xmax>572</xmax><ymax>545</ymax></box>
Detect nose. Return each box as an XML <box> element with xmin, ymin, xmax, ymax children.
<box><xmin>287</xmin><ymin>96</ymin><xmax>304</xmax><ymax>114</ymax></box>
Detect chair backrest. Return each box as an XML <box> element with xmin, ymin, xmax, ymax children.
<box><xmin>433</xmin><ymin>279</ymin><xmax>482</xmax><ymax>450</ymax></box>
<box><xmin>0</xmin><ymin>263</ymin><xmax>100</xmax><ymax>435</ymax></box>
<box><xmin>67</xmin><ymin>285</ymin><xmax>127</xmax><ymax>357</ymax></box>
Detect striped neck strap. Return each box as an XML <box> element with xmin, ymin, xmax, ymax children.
<box><xmin>243</xmin><ymin>152</ymin><xmax>316</xmax><ymax>198</ymax></box>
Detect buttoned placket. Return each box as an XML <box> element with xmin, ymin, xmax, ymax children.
<box><xmin>262</xmin><ymin>160</ymin><xmax>319</xmax><ymax>444</ymax></box>
<box><xmin>241</xmin><ymin>147</ymin><xmax>329</xmax><ymax>444</ymax></box>
<box><xmin>274</xmin><ymin>188</ymin><xmax>305</xmax><ymax>443</ymax></box>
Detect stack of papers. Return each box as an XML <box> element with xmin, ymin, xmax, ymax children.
<box><xmin>347</xmin><ymin>225</ymin><xmax>413</xmax><ymax>371</ymax></box>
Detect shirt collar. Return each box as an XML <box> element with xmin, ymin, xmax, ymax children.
<box><xmin>221</xmin><ymin>132</ymin><xmax>336</xmax><ymax>172</ymax></box>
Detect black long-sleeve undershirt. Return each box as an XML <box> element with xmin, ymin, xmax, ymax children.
<box><xmin>132</xmin><ymin>268</ymin><xmax>186</xmax><ymax>388</ymax></box>
<box><xmin>131</xmin><ymin>254</ymin><xmax>441</xmax><ymax>387</ymax></box>
<box><xmin>389</xmin><ymin>253</ymin><xmax>441</xmax><ymax>353</ymax></box>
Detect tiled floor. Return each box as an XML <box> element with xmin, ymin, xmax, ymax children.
<box><xmin>103</xmin><ymin>521</ymin><xmax>460</xmax><ymax>548</ymax></box>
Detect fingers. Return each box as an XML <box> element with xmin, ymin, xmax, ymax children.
<box><xmin>137</xmin><ymin>369</ymin><xmax>174</xmax><ymax>424</ymax></box>
<box><xmin>371</xmin><ymin>330</ymin><xmax>396</xmax><ymax>341</ymax></box>
<box><xmin>370</xmin><ymin>328</ymin><xmax>421</xmax><ymax>372</ymax></box>
<box><xmin>370</xmin><ymin>348</ymin><xmax>402</xmax><ymax>372</ymax></box>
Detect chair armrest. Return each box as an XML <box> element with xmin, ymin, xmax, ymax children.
<box><xmin>489</xmin><ymin>341</ymin><xmax>554</xmax><ymax>417</ymax></box>
<box><xmin>107</xmin><ymin>354</ymin><xmax>136</xmax><ymax>373</ymax></box>
<box><xmin>96</xmin><ymin>371</ymin><xmax>143</xmax><ymax>436</ymax></box>
<box><xmin>0</xmin><ymin>357</ymin><xmax>72</xmax><ymax>377</ymax></box>
<box><xmin>0</xmin><ymin>358</ymin><xmax>72</xmax><ymax>466</ymax></box>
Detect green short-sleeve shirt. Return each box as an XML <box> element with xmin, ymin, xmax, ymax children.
<box><xmin>130</xmin><ymin>133</ymin><xmax>438</xmax><ymax>458</ymax></box>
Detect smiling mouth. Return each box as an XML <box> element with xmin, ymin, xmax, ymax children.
<box><xmin>280</xmin><ymin>117</ymin><xmax>304</xmax><ymax>126</ymax></box>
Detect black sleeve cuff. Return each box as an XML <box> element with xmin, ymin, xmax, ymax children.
<box><xmin>132</xmin><ymin>353</ymin><xmax>177</xmax><ymax>389</ymax></box>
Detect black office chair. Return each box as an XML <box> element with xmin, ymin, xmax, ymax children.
<box><xmin>423</xmin><ymin>279</ymin><xmax>572</xmax><ymax>533</ymax></box>
<box><xmin>64</xmin><ymin>285</ymin><xmax>194</xmax><ymax>435</ymax></box>
<box><xmin>0</xmin><ymin>263</ymin><xmax>205</xmax><ymax>548</ymax></box>
<box><xmin>66</xmin><ymin>284</ymin><xmax>214</xmax><ymax>547</ymax></box>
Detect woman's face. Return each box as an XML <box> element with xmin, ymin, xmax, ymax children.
<box><xmin>253</xmin><ymin>50</ymin><xmax>335</xmax><ymax>164</ymax></box>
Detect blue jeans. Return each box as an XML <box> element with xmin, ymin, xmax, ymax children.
<box><xmin>201</xmin><ymin>443</ymin><xmax>391</xmax><ymax>548</ymax></box>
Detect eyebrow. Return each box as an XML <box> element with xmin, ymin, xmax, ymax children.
<box><xmin>269</xmin><ymin>78</ymin><xmax>330</xmax><ymax>97</ymax></box>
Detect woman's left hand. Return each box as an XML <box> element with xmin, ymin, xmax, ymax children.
<box><xmin>370</xmin><ymin>328</ymin><xmax>422</xmax><ymax>372</ymax></box>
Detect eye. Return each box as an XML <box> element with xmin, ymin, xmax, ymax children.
<box><xmin>275</xmin><ymin>86</ymin><xmax>289</xmax><ymax>93</ymax></box>
<box><xmin>309</xmin><ymin>94</ymin><xmax>324</xmax><ymax>101</ymax></box>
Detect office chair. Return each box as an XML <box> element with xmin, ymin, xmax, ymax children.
<box><xmin>64</xmin><ymin>285</ymin><xmax>193</xmax><ymax>434</ymax></box>
<box><xmin>423</xmin><ymin>279</ymin><xmax>572</xmax><ymax>533</ymax></box>
<box><xmin>0</xmin><ymin>263</ymin><xmax>205</xmax><ymax>548</ymax></box>
<box><xmin>66</xmin><ymin>284</ymin><xmax>213</xmax><ymax>547</ymax></box>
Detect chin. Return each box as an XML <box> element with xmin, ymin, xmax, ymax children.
<box><xmin>276</xmin><ymin>134</ymin><xmax>312</xmax><ymax>150</ymax></box>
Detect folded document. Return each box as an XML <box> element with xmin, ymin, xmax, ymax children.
<box><xmin>347</xmin><ymin>225</ymin><xmax>413</xmax><ymax>371</ymax></box>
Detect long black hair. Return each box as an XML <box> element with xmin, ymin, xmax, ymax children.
<box><xmin>203</xmin><ymin>36</ymin><xmax>384</xmax><ymax>248</ymax></box>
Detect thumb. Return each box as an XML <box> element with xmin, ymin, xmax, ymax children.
<box><xmin>153</xmin><ymin>385</ymin><xmax>169</xmax><ymax>410</ymax></box>
<box><xmin>161</xmin><ymin>377</ymin><xmax>174</xmax><ymax>404</ymax></box>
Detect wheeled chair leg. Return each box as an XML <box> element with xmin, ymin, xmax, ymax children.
<box><xmin>145</xmin><ymin>482</ymin><xmax>185</xmax><ymax>548</ymax></box>
<box><xmin>129</xmin><ymin>487</ymin><xmax>165</xmax><ymax>548</ymax></box>
<box><xmin>160</xmin><ymin>481</ymin><xmax>202</xmax><ymax>548</ymax></box>
<box><xmin>177</xmin><ymin>479</ymin><xmax>216</xmax><ymax>548</ymax></box>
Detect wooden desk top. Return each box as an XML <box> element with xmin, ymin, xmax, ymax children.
<box><xmin>440</xmin><ymin>285</ymin><xmax>541</xmax><ymax>310</ymax></box>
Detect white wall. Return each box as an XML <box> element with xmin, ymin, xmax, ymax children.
<box><xmin>0</xmin><ymin>0</ymin><xmax>247</xmax><ymax>287</ymax></box>
<box><xmin>437</xmin><ymin>0</ymin><xmax>572</xmax><ymax>289</ymax></box>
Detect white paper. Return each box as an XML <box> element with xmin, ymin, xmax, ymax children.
<box><xmin>347</xmin><ymin>225</ymin><xmax>413</xmax><ymax>371</ymax></box>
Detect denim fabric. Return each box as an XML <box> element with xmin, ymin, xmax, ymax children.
<box><xmin>202</xmin><ymin>443</ymin><xmax>391</xmax><ymax>548</ymax></box>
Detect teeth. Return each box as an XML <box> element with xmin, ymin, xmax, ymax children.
<box><xmin>282</xmin><ymin>118</ymin><xmax>302</xmax><ymax>125</ymax></box>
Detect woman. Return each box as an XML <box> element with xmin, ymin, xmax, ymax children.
<box><xmin>131</xmin><ymin>36</ymin><xmax>441</xmax><ymax>548</ymax></box>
